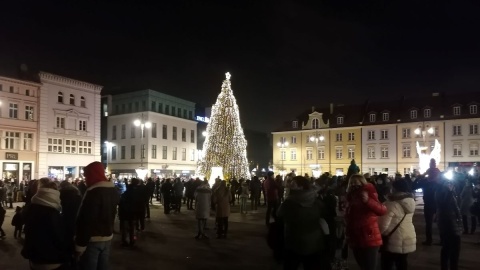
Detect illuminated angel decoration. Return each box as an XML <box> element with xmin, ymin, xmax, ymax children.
<box><xmin>416</xmin><ymin>139</ymin><xmax>441</xmax><ymax>173</ymax></box>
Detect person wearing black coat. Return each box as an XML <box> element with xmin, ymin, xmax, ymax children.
<box><xmin>185</xmin><ymin>179</ymin><xmax>195</xmax><ymax>210</ymax></box>
<box><xmin>145</xmin><ymin>178</ymin><xmax>155</xmax><ymax>206</ymax></box>
<box><xmin>161</xmin><ymin>179</ymin><xmax>173</xmax><ymax>214</ymax></box>
<box><xmin>119</xmin><ymin>183</ymin><xmax>136</xmax><ymax>247</ymax></box>
<box><xmin>131</xmin><ymin>178</ymin><xmax>148</xmax><ymax>230</ymax></box>
<box><xmin>59</xmin><ymin>181</ymin><xmax>82</xmax><ymax>258</ymax></box>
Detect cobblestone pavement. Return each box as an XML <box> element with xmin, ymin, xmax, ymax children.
<box><xmin>0</xmin><ymin>198</ymin><xmax>479</xmax><ymax>270</ymax></box>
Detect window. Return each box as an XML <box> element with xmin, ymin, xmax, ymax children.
<box><xmin>58</xmin><ymin>92</ymin><xmax>63</xmax><ymax>103</ymax></box>
<box><xmin>189</xmin><ymin>130</ymin><xmax>194</xmax><ymax>143</ymax></box>
<box><xmin>173</xmin><ymin>127</ymin><xmax>177</xmax><ymax>140</ymax></box>
<box><xmin>182</xmin><ymin>148</ymin><xmax>186</xmax><ymax>161</ymax></box>
<box><xmin>431</xmin><ymin>127</ymin><xmax>440</xmax><ymax>137</ymax></box>
<box><xmin>189</xmin><ymin>111</ymin><xmax>193</xmax><ymax>119</ymax></box>
<box><xmin>336</xmin><ymin>133</ymin><xmax>342</xmax><ymax>142</ymax></box>
<box><xmin>183</xmin><ymin>109</ymin><xmax>187</xmax><ymax>118</ymax></box>
<box><xmin>47</xmin><ymin>138</ymin><xmax>63</xmax><ymax>152</ymax></box>
<box><xmin>172</xmin><ymin>106</ymin><xmax>176</xmax><ymax>116</ymax></box>
<box><xmin>69</xmin><ymin>94</ymin><xmax>75</xmax><ymax>105</ymax></box>
<box><xmin>402</xmin><ymin>128</ymin><xmax>411</xmax><ymax>139</ymax></box>
<box><xmin>114</xmin><ymin>105</ymin><xmax>119</xmax><ymax>115</ymax></box>
<box><xmin>80</xmin><ymin>96</ymin><xmax>86</xmax><ymax>107</ymax></box>
<box><xmin>402</xmin><ymin>145</ymin><xmax>411</xmax><ymax>158</ymax></box>
<box><xmin>381</xmin><ymin>130</ymin><xmax>388</xmax><ymax>140</ymax></box>
<box><xmin>312</xmin><ymin>118</ymin><xmax>319</xmax><ymax>129</ymax></box>
<box><xmin>151</xmin><ymin>101</ymin><xmax>156</xmax><ymax>111</ymax></box>
<box><xmin>121</xmin><ymin>125</ymin><xmax>126</xmax><ymax>139</ymax></box>
<box><xmin>317</xmin><ymin>147</ymin><xmax>325</xmax><ymax>160</ymax></box>
<box><xmin>5</xmin><ymin>132</ymin><xmax>20</xmax><ymax>149</ymax></box>
<box><xmin>112</xmin><ymin>125</ymin><xmax>117</xmax><ymax>140</ymax></box>
<box><xmin>172</xmin><ymin>147</ymin><xmax>177</xmax><ymax>160</ymax></box>
<box><xmin>292</xmin><ymin>121</ymin><xmax>298</xmax><ymax>128</ymax></box>
<box><xmin>290</xmin><ymin>149</ymin><xmax>297</xmax><ymax>160</ymax></box>
<box><xmin>162</xmin><ymin>125</ymin><xmax>167</xmax><ymax>139</ymax></box>
<box><xmin>78</xmin><ymin>141</ymin><xmax>92</xmax><ymax>154</ymax></box>
<box><xmin>453</xmin><ymin>125</ymin><xmax>462</xmax><ymax>136</ymax></box>
<box><xmin>336</xmin><ymin>148</ymin><xmax>343</xmax><ymax>159</ymax></box>
<box><xmin>382</xmin><ymin>113</ymin><xmax>389</xmax><ymax>121</ymax></box>
<box><xmin>121</xmin><ymin>146</ymin><xmax>126</xmax><ymax>159</ymax></box>
<box><xmin>368</xmin><ymin>130</ymin><xmax>375</xmax><ymax>140</ymax></box>
<box><xmin>162</xmin><ymin>146</ymin><xmax>167</xmax><ymax>159</ymax></box>
<box><xmin>453</xmin><ymin>106</ymin><xmax>461</xmax><ymax>116</ymax></box>
<box><xmin>348</xmin><ymin>132</ymin><xmax>355</xmax><ymax>141</ymax></box>
<box><xmin>178</xmin><ymin>108</ymin><xmax>181</xmax><ymax>117</ymax></box>
<box><xmin>25</xmin><ymin>105</ymin><xmax>34</xmax><ymax>120</ymax></box>
<box><xmin>291</xmin><ymin>136</ymin><xmax>297</xmax><ymax>144</ymax></box>
<box><xmin>470</xmin><ymin>124</ymin><xmax>479</xmax><ymax>135</ymax></box>
<box><xmin>280</xmin><ymin>137</ymin><xmax>287</xmax><ymax>144</ymax></box>
<box><xmin>0</xmin><ymin>84</ymin><xmax>2</xmax><ymax>91</ymax></box>
<box><xmin>79</xmin><ymin>120</ymin><xmax>87</xmax><ymax>131</ymax></box>
<box><xmin>280</xmin><ymin>150</ymin><xmax>286</xmax><ymax>161</ymax></box>
<box><xmin>470</xmin><ymin>105</ymin><xmax>478</xmax><ymax>115</ymax></box>
<box><xmin>9</xmin><ymin>86</ymin><xmax>14</xmax><ymax>93</ymax></box>
<box><xmin>131</xmin><ymin>126</ymin><xmax>136</xmax><ymax>138</ymax></box>
<box><xmin>142</xmin><ymin>101</ymin><xmax>146</xmax><ymax>111</ymax></box>
<box><xmin>182</xmin><ymin>128</ymin><xmax>186</xmax><ymax>142</ymax></box>
<box><xmin>25</xmin><ymin>89</ymin><xmax>30</xmax><ymax>96</ymax></box>
<box><xmin>165</xmin><ymin>105</ymin><xmax>169</xmax><ymax>115</ymax></box>
<box><xmin>128</xmin><ymin>103</ymin><xmax>132</xmax><ymax>113</ymax></box>
<box><xmin>152</xmin><ymin>123</ymin><xmax>157</xmax><ymax>138</ymax></box>
<box><xmin>470</xmin><ymin>143</ymin><xmax>479</xmax><ymax>156</ymax></box>
<box><xmin>348</xmin><ymin>147</ymin><xmax>355</xmax><ymax>159</ymax></box>
<box><xmin>23</xmin><ymin>133</ymin><xmax>33</xmax><ymax>151</ymax></box>
<box><xmin>141</xmin><ymin>144</ymin><xmax>146</xmax><ymax>159</ymax></box>
<box><xmin>306</xmin><ymin>148</ymin><xmax>313</xmax><ymax>160</ymax></box>
<box><xmin>453</xmin><ymin>144</ymin><xmax>462</xmax><ymax>156</ymax></box>
<box><xmin>337</xmin><ymin>116</ymin><xmax>344</xmax><ymax>125</ymax></box>
<box><xmin>158</xmin><ymin>103</ymin><xmax>163</xmax><ymax>113</ymax></box>
<box><xmin>131</xmin><ymin>145</ymin><xmax>136</xmax><ymax>159</ymax></box>
<box><xmin>410</xmin><ymin>110</ymin><xmax>417</xmax><ymax>119</ymax></box>
<box><xmin>152</xmin><ymin>145</ymin><xmax>157</xmax><ymax>159</ymax></box>
<box><xmin>424</xmin><ymin>109</ymin><xmax>431</xmax><ymax>118</ymax></box>
<box><xmin>56</xmin><ymin>117</ymin><xmax>65</xmax><ymax>128</ymax></box>
<box><xmin>381</xmin><ymin>146</ymin><xmax>389</xmax><ymax>158</ymax></box>
<box><xmin>135</xmin><ymin>102</ymin><xmax>139</xmax><ymax>112</ymax></box>
<box><xmin>9</xmin><ymin>103</ymin><xmax>18</xmax><ymax>119</ymax></box>
<box><xmin>190</xmin><ymin>149</ymin><xmax>195</xmax><ymax>161</ymax></box>
<box><xmin>111</xmin><ymin>146</ymin><xmax>117</xmax><ymax>160</ymax></box>
<box><xmin>369</xmin><ymin>113</ymin><xmax>376</xmax><ymax>122</ymax></box>
<box><xmin>368</xmin><ymin>146</ymin><xmax>375</xmax><ymax>158</ymax></box>
<box><xmin>64</xmin><ymin>139</ymin><xmax>76</xmax><ymax>153</ymax></box>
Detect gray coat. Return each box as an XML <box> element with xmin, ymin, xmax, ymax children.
<box><xmin>195</xmin><ymin>185</ymin><xmax>212</xmax><ymax>219</ymax></box>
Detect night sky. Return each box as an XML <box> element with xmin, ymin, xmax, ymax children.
<box><xmin>1</xmin><ymin>1</ymin><xmax>480</xmax><ymax>132</ymax></box>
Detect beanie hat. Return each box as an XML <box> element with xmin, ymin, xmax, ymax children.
<box><xmin>84</xmin><ymin>161</ymin><xmax>107</xmax><ymax>187</ymax></box>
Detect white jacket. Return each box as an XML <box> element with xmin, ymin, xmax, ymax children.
<box><xmin>378</xmin><ymin>192</ymin><xmax>417</xmax><ymax>254</ymax></box>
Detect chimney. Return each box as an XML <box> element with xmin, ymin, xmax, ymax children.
<box><xmin>330</xmin><ymin>103</ymin><xmax>334</xmax><ymax>114</ymax></box>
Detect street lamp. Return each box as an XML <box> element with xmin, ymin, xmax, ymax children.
<box><xmin>276</xmin><ymin>141</ymin><xmax>289</xmax><ymax>176</ymax></box>
<box><xmin>309</xmin><ymin>134</ymin><xmax>325</xmax><ymax>178</ymax></box>
<box><xmin>134</xmin><ymin>113</ymin><xmax>151</xmax><ymax>180</ymax></box>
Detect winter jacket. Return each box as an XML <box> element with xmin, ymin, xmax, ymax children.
<box><xmin>145</xmin><ymin>180</ymin><xmax>155</xmax><ymax>198</ymax></box>
<box><xmin>250</xmin><ymin>179</ymin><xmax>262</xmax><ymax>197</ymax></box>
<box><xmin>161</xmin><ymin>182</ymin><xmax>173</xmax><ymax>197</ymax></box>
<box><xmin>75</xmin><ymin>180</ymin><xmax>120</xmax><ymax>253</ymax></box>
<box><xmin>436</xmin><ymin>184</ymin><xmax>463</xmax><ymax>236</ymax></box>
<box><xmin>460</xmin><ymin>185</ymin><xmax>475</xmax><ymax>216</ymax></box>
<box><xmin>0</xmin><ymin>207</ymin><xmax>5</xmax><ymax>223</ymax></box>
<box><xmin>118</xmin><ymin>187</ymin><xmax>135</xmax><ymax>220</ymax></box>
<box><xmin>173</xmin><ymin>181</ymin><xmax>185</xmax><ymax>197</ymax></box>
<box><xmin>378</xmin><ymin>192</ymin><xmax>416</xmax><ymax>254</ymax></box>
<box><xmin>277</xmin><ymin>189</ymin><xmax>326</xmax><ymax>255</ymax></box>
<box><xmin>195</xmin><ymin>185</ymin><xmax>212</xmax><ymax>219</ymax></box>
<box><xmin>345</xmin><ymin>183</ymin><xmax>387</xmax><ymax>248</ymax></box>
<box><xmin>214</xmin><ymin>186</ymin><xmax>231</xmax><ymax>218</ymax></box>
<box><xmin>240</xmin><ymin>182</ymin><xmax>250</xmax><ymax>198</ymax></box>
<box><xmin>264</xmin><ymin>177</ymin><xmax>279</xmax><ymax>202</ymax></box>
<box><xmin>12</xmin><ymin>212</ymin><xmax>23</xmax><ymax>227</ymax></box>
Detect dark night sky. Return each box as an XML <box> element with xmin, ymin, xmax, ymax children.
<box><xmin>1</xmin><ymin>1</ymin><xmax>480</xmax><ymax>132</ymax></box>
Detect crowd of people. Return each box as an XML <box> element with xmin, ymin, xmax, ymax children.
<box><xmin>0</xmin><ymin>158</ymin><xmax>479</xmax><ymax>270</ymax></box>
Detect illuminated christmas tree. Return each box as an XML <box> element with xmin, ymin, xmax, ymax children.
<box><xmin>197</xmin><ymin>72</ymin><xmax>249</xmax><ymax>180</ymax></box>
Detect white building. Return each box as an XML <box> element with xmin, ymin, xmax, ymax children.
<box><xmin>0</xmin><ymin>76</ymin><xmax>41</xmax><ymax>181</ymax></box>
<box><xmin>104</xmin><ymin>90</ymin><xmax>197</xmax><ymax>179</ymax></box>
<box><xmin>362</xmin><ymin>123</ymin><xmax>397</xmax><ymax>176</ymax></box>
<box><xmin>38</xmin><ymin>72</ymin><xmax>102</xmax><ymax>180</ymax></box>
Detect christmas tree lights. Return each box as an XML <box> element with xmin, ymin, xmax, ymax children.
<box><xmin>197</xmin><ymin>72</ymin><xmax>249</xmax><ymax>180</ymax></box>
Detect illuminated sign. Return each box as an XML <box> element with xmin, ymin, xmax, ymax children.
<box><xmin>196</xmin><ymin>116</ymin><xmax>210</xmax><ymax>123</ymax></box>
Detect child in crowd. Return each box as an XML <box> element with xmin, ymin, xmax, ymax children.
<box><xmin>12</xmin><ymin>206</ymin><xmax>24</xmax><ymax>239</ymax></box>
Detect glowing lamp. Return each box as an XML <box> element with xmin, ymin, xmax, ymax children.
<box><xmin>144</xmin><ymin>122</ymin><xmax>152</xmax><ymax>129</ymax></box>
<box><xmin>134</xmin><ymin>120</ymin><xmax>141</xmax><ymax>127</ymax></box>
<box><xmin>444</xmin><ymin>170</ymin><xmax>453</xmax><ymax>180</ymax></box>
<box><xmin>414</xmin><ymin>128</ymin><xmax>421</xmax><ymax>135</ymax></box>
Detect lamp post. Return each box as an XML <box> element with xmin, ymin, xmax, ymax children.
<box><xmin>134</xmin><ymin>113</ymin><xmax>151</xmax><ymax>180</ymax></box>
<box><xmin>276</xmin><ymin>141</ymin><xmax>289</xmax><ymax>176</ymax></box>
<box><xmin>309</xmin><ymin>133</ymin><xmax>325</xmax><ymax>178</ymax></box>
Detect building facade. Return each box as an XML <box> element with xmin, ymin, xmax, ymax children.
<box><xmin>37</xmin><ymin>72</ymin><xmax>102</xmax><ymax>180</ymax></box>
<box><xmin>104</xmin><ymin>89</ymin><xmax>197</xmax><ymax>179</ymax></box>
<box><xmin>0</xmin><ymin>76</ymin><xmax>41</xmax><ymax>182</ymax></box>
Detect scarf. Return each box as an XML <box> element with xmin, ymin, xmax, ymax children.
<box><xmin>31</xmin><ymin>188</ymin><xmax>62</xmax><ymax>211</ymax></box>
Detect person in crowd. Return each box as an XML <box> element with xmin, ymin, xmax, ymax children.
<box><xmin>375</xmin><ymin>174</ymin><xmax>390</xmax><ymax>203</ymax></box>
<box><xmin>119</xmin><ymin>182</ymin><xmax>136</xmax><ymax>247</ymax></box>
<box><xmin>161</xmin><ymin>178</ymin><xmax>173</xmax><ymax>214</ymax></box>
<box><xmin>346</xmin><ymin>174</ymin><xmax>387</xmax><ymax>270</ymax></box>
<box><xmin>59</xmin><ymin>181</ymin><xmax>82</xmax><ymax>263</ymax></box>
<box><xmin>378</xmin><ymin>179</ymin><xmax>416</xmax><ymax>270</ymax></box>
<box><xmin>77</xmin><ymin>180</ymin><xmax>87</xmax><ymax>196</ymax></box>
<box><xmin>155</xmin><ymin>178</ymin><xmax>161</xmax><ymax>202</ymax></box>
<box><xmin>318</xmin><ymin>179</ymin><xmax>338</xmax><ymax>268</ymax></box>
<box><xmin>346</xmin><ymin>159</ymin><xmax>360</xmax><ymax>182</ymax></box>
<box><xmin>130</xmin><ymin>178</ymin><xmax>147</xmax><ymax>231</ymax></box>
<box><xmin>275</xmin><ymin>175</ymin><xmax>285</xmax><ymax>203</ymax></box>
<box><xmin>240</xmin><ymin>179</ymin><xmax>250</xmax><ymax>214</ymax></box>
<box><xmin>22</xmin><ymin>180</ymin><xmax>70</xmax><ymax>269</ymax></box>
<box><xmin>75</xmin><ymin>161</ymin><xmax>120</xmax><ymax>270</ymax></box>
<box><xmin>211</xmin><ymin>177</ymin><xmax>221</xmax><ymax>210</ymax></box>
<box><xmin>6</xmin><ymin>181</ymin><xmax>15</xmax><ymax>208</ymax></box>
<box><xmin>264</xmin><ymin>171</ymin><xmax>280</xmax><ymax>225</ymax></box>
<box><xmin>460</xmin><ymin>178</ymin><xmax>476</xmax><ymax>234</ymax></box>
<box><xmin>194</xmin><ymin>181</ymin><xmax>212</xmax><ymax>239</ymax></box>
<box><xmin>0</xmin><ymin>205</ymin><xmax>6</xmax><ymax>238</ymax></box>
<box><xmin>422</xmin><ymin>158</ymin><xmax>441</xmax><ymax>246</ymax></box>
<box><xmin>0</xmin><ymin>181</ymin><xmax>6</xmax><ymax>208</ymax></box>
<box><xmin>277</xmin><ymin>176</ymin><xmax>328</xmax><ymax>270</ymax></box>
<box><xmin>185</xmin><ymin>178</ymin><xmax>195</xmax><ymax>210</ymax></box>
<box><xmin>436</xmin><ymin>177</ymin><xmax>463</xmax><ymax>270</ymax></box>
<box><xmin>250</xmin><ymin>176</ymin><xmax>262</xmax><ymax>212</ymax></box>
<box><xmin>213</xmin><ymin>180</ymin><xmax>231</xmax><ymax>238</ymax></box>
<box><xmin>145</xmin><ymin>178</ymin><xmax>155</xmax><ymax>206</ymax></box>
<box><xmin>173</xmin><ymin>178</ymin><xmax>185</xmax><ymax>213</ymax></box>
<box><xmin>12</xmin><ymin>206</ymin><xmax>24</xmax><ymax>239</ymax></box>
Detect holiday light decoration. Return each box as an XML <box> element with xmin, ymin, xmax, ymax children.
<box><xmin>197</xmin><ymin>72</ymin><xmax>249</xmax><ymax>180</ymax></box>
<box><xmin>416</xmin><ymin>139</ymin><xmax>441</xmax><ymax>173</ymax></box>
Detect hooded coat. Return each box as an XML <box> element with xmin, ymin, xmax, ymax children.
<box><xmin>277</xmin><ymin>189</ymin><xmax>325</xmax><ymax>255</ymax></box>
<box><xmin>378</xmin><ymin>192</ymin><xmax>417</xmax><ymax>254</ymax></box>
<box><xmin>195</xmin><ymin>185</ymin><xmax>212</xmax><ymax>219</ymax></box>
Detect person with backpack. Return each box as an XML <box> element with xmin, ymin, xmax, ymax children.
<box><xmin>378</xmin><ymin>179</ymin><xmax>417</xmax><ymax>270</ymax></box>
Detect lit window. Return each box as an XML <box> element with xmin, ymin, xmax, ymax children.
<box><xmin>368</xmin><ymin>147</ymin><xmax>375</xmax><ymax>158</ymax></box>
<box><xmin>25</xmin><ymin>106</ymin><xmax>34</xmax><ymax>120</ymax></box>
<box><xmin>348</xmin><ymin>148</ymin><xmax>355</xmax><ymax>159</ymax></box>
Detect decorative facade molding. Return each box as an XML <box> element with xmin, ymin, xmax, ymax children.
<box><xmin>39</xmin><ymin>72</ymin><xmax>103</xmax><ymax>93</ymax></box>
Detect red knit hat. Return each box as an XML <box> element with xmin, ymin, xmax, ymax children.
<box><xmin>84</xmin><ymin>161</ymin><xmax>107</xmax><ymax>187</ymax></box>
